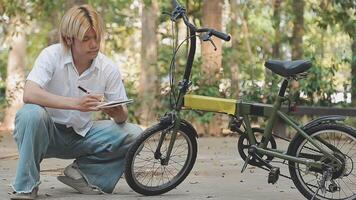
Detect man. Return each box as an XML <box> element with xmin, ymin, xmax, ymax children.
<box><xmin>10</xmin><ymin>4</ymin><xmax>142</xmax><ymax>200</ymax></box>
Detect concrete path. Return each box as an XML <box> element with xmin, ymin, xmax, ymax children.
<box><xmin>0</xmin><ymin>133</ymin><xmax>304</xmax><ymax>200</ymax></box>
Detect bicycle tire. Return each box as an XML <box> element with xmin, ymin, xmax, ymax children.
<box><xmin>124</xmin><ymin>123</ymin><xmax>197</xmax><ymax>196</ymax></box>
<box><xmin>288</xmin><ymin>123</ymin><xmax>356</xmax><ymax>200</ymax></box>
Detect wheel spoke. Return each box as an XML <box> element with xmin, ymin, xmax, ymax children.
<box><xmin>126</xmin><ymin>125</ymin><xmax>197</xmax><ymax>195</ymax></box>
<box><xmin>291</xmin><ymin>125</ymin><xmax>356</xmax><ymax>200</ymax></box>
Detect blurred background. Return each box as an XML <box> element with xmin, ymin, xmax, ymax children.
<box><xmin>0</xmin><ymin>0</ymin><xmax>354</xmax><ymax>136</ymax></box>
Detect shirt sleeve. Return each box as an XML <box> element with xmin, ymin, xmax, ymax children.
<box><xmin>104</xmin><ymin>66</ymin><xmax>128</xmax><ymax>102</ymax></box>
<box><xmin>27</xmin><ymin>48</ymin><xmax>55</xmax><ymax>88</ymax></box>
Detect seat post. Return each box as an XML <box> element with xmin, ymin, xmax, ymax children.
<box><xmin>278</xmin><ymin>79</ymin><xmax>289</xmax><ymax>97</ymax></box>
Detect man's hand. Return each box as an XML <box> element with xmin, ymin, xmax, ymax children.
<box><xmin>101</xmin><ymin>105</ymin><xmax>128</xmax><ymax>123</ymax></box>
<box><xmin>76</xmin><ymin>94</ymin><xmax>103</xmax><ymax>112</ymax></box>
<box><xmin>23</xmin><ymin>80</ymin><xmax>103</xmax><ymax>111</ymax></box>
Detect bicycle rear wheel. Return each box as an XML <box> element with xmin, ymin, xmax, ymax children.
<box><xmin>288</xmin><ymin>124</ymin><xmax>356</xmax><ymax>200</ymax></box>
<box><xmin>124</xmin><ymin>123</ymin><xmax>197</xmax><ymax>195</ymax></box>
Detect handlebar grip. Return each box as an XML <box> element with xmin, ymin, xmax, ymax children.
<box><xmin>211</xmin><ymin>29</ymin><xmax>231</xmax><ymax>41</ymax></box>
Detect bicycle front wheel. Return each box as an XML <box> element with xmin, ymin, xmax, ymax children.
<box><xmin>288</xmin><ymin>123</ymin><xmax>356</xmax><ymax>200</ymax></box>
<box><xmin>124</xmin><ymin>123</ymin><xmax>197</xmax><ymax>196</ymax></box>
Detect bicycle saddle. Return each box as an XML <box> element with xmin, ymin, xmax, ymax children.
<box><xmin>264</xmin><ymin>60</ymin><xmax>312</xmax><ymax>77</ymax></box>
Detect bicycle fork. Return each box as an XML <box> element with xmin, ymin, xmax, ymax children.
<box><xmin>154</xmin><ymin>113</ymin><xmax>181</xmax><ymax>165</ymax></box>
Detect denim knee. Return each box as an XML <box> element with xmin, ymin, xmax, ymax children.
<box><xmin>118</xmin><ymin>123</ymin><xmax>142</xmax><ymax>145</ymax></box>
<box><xmin>16</xmin><ymin>104</ymin><xmax>48</xmax><ymax>124</ymax></box>
<box><xmin>14</xmin><ymin>104</ymin><xmax>50</xmax><ymax>139</ymax></box>
<box><xmin>99</xmin><ymin>122</ymin><xmax>142</xmax><ymax>152</ymax></box>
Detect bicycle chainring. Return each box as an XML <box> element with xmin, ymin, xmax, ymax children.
<box><xmin>237</xmin><ymin>128</ymin><xmax>277</xmax><ymax>167</ymax></box>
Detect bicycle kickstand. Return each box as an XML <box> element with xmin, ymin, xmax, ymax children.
<box><xmin>241</xmin><ymin>155</ymin><xmax>252</xmax><ymax>173</ymax></box>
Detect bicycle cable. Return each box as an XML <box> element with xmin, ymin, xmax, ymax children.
<box><xmin>169</xmin><ymin>20</ymin><xmax>176</xmax><ymax>109</ymax></box>
<box><xmin>168</xmin><ymin>32</ymin><xmax>197</xmax><ymax>109</ymax></box>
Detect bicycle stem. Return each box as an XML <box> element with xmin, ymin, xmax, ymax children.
<box><xmin>175</xmin><ymin>19</ymin><xmax>197</xmax><ymax>111</ymax></box>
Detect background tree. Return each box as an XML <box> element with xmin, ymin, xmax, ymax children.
<box><xmin>291</xmin><ymin>0</ymin><xmax>304</xmax><ymax>60</ymax></box>
<box><xmin>196</xmin><ymin>0</ymin><xmax>224</xmax><ymax>136</ymax></box>
<box><xmin>290</xmin><ymin>0</ymin><xmax>305</xmax><ymax>104</ymax></box>
<box><xmin>265</xmin><ymin>0</ymin><xmax>282</xmax><ymax>100</ymax></box>
<box><xmin>228</xmin><ymin>0</ymin><xmax>240</xmax><ymax>98</ymax></box>
<box><xmin>315</xmin><ymin>0</ymin><xmax>355</xmax><ymax>105</ymax></box>
<box><xmin>139</xmin><ymin>0</ymin><xmax>159</xmax><ymax>125</ymax></box>
<box><xmin>2</xmin><ymin>17</ymin><xmax>26</xmax><ymax>130</ymax></box>
<box><xmin>0</xmin><ymin>1</ymin><xmax>28</xmax><ymax>130</ymax></box>
<box><xmin>0</xmin><ymin>0</ymin><xmax>353</xmax><ymax>136</ymax></box>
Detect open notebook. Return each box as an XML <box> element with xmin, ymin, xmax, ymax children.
<box><xmin>95</xmin><ymin>99</ymin><xmax>134</xmax><ymax>109</ymax></box>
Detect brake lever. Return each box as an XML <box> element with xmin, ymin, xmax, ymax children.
<box><xmin>200</xmin><ymin>32</ymin><xmax>211</xmax><ymax>41</ymax></box>
<box><xmin>200</xmin><ymin>32</ymin><xmax>217</xmax><ymax>51</ymax></box>
<box><xmin>208</xmin><ymin>39</ymin><xmax>217</xmax><ymax>51</ymax></box>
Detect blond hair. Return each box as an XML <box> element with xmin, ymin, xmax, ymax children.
<box><xmin>59</xmin><ymin>4</ymin><xmax>104</xmax><ymax>51</ymax></box>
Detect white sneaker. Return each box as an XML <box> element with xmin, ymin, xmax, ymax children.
<box><xmin>57</xmin><ymin>163</ymin><xmax>102</xmax><ymax>195</ymax></box>
<box><xmin>63</xmin><ymin>163</ymin><xmax>83</xmax><ymax>180</ymax></box>
<box><xmin>10</xmin><ymin>187</ymin><xmax>38</xmax><ymax>200</ymax></box>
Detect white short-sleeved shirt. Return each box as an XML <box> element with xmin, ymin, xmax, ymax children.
<box><xmin>27</xmin><ymin>44</ymin><xmax>128</xmax><ymax>137</ymax></box>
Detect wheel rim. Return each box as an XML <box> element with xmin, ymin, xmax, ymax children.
<box><xmin>294</xmin><ymin>129</ymin><xmax>356</xmax><ymax>200</ymax></box>
<box><xmin>130</xmin><ymin>127</ymin><xmax>193</xmax><ymax>190</ymax></box>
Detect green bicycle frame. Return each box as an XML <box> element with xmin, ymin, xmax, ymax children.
<box><xmin>183</xmin><ymin>84</ymin><xmax>342</xmax><ymax>169</ymax></box>
<box><xmin>159</xmin><ymin>3</ymin><xmax>340</xmax><ymax>170</ymax></box>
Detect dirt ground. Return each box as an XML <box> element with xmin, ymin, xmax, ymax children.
<box><xmin>0</xmin><ymin>132</ymin><xmax>304</xmax><ymax>200</ymax></box>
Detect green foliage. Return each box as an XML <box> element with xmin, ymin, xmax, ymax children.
<box><xmin>0</xmin><ymin>0</ymin><xmax>354</xmax><ymax>125</ymax></box>
<box><xmin>313</xmin><ymin>0</ymin><xmax>355</xmax><ymax>38</ymax></box>
<box><xmin>299</xmin><ymin>57</ymin><xmax>338</xmax><ymax>106</ymax></box>
<box><xmin>125</xmin><ymin>79</ymin><xmax>140</xmax><ymax>123</ymax></box>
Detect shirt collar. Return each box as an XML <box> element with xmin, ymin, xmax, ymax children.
<box><xmin>63</xmin><ymin>49</ymin><xmax>100</xmax><ymax>70</ymax></box>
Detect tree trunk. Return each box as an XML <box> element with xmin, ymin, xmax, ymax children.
<box><xmin>229</xmin><ymin>0</ymin><xmax>240</xmax><ymax>99</ymax></box>
<box><xmin>272</xmin><ymin>0</ymin><xmax>282</xmax><ymax>59</ymax></box>
<box><xmin>202</xmin><ymin>0</ymin><xmax>223</xmax><ymax>84</ymax></box>
<box><xmin>291</xmin><ymin>0</ymin><xmax>304</xmax><ymax>60</ymax></box>
<box><xmin>199</xmin><ymin>0</ymin><xmax>224</xmax><ymax>136</ymax></box>
<box><xmin>266</xmin><ymin>0</ymin><xmax>282</xmax><ymax>89</ymax></box>
<box><xmin>351</xmin><ymin>39</ymin><xmax>356</xmax><ymax>106</ymax></box>
<box><xmin>236</xmin><ymin>6</ymin><xmax>254</xmax><ymax>77</ymax></box>
<box><xmin>290</xmin><ymin>0</ymin><xmax>304</xmax><ymax>104</ymax></box>
<box><xmin>139</xmin><ymin>0</ymin><xmax>158</xmax><ymax>125</ymax></box>
<box><xmin>270</xmin><ymin>0</ymin><xmax>287</xmax><ymax>137</ymax></box>
<box><xmin>2</xmin><ymin>31</ymin><xmax>26</xmax><ymax>130</ymax></box>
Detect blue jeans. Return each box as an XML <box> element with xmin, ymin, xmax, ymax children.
<box><xmin>11</xmin><ymin>104</ymin><xmax>142</xmax><ymax>193</ymax></box>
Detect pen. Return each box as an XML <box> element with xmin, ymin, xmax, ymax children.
<box><xmin>78</xmin><ymin>86</ymin><xmax>105</xmax><ymax>102</ymax></box>
<box><xmin>78</xmin><ymin>86</ymin><xmax>90</xmax><ymax>94</ymax></box>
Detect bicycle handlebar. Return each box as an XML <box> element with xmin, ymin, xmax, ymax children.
<box><xmin>210</xmin><ymin>29</ymin><xmax>231</xmax><ymax>41</ymax></box>
<box><xmin>172</xmin><ymin>0</ymin><xmax>180</xmax><ymax>9</ymax></box>
<box><xmin>196</xmin><ymin>28</ymin><xmax>231</xmax><ymax>41</ymax></box>
<box><xmin>172</xmin><ymin>0</ymin><xmax>230</xmax><ymax>42</ymax></box>
<box><xmin>171</xmin><ymin>0</ymin><xmax>231</xmax><ymax>110</ymax></box>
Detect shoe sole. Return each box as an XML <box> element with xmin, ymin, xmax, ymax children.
<box><xmin>10</xmin><ymin>187</ymin><xmax>38</xmax><ymax>200</ymax></box>
<box><xmin>57</xmin><ymin>176</ymin><xmax>101</xmax><ymax>195</ymax></box>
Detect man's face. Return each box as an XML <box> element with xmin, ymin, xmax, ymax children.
<box><xmin>71</xmin><ymin>28</ymin><xmax>100</xmax><ymax>61</ymax></box>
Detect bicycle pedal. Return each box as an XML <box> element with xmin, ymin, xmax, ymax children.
<box><xmin>268</xmin><ymin>167</ymin><xmax>280</xmax><ymax>184</ymax></box>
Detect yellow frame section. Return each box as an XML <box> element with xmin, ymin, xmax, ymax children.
<box><xmin>183</xmin><ymin>94</ymin><xmax>237</xmax><ymax>115</ymax></box>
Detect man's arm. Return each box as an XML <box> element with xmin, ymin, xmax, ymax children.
<box><xmin>101</xmin><ymin>106</ymin><xmax>128</xmax><ymax>124</ymax></box>
<box><xmin>24</xmin><ymin>80</ymin><xmax>102</xmax><ymax>112</ymax></box>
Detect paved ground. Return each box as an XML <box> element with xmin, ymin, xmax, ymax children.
<box><xmin>0</xmin><ymin>133</ymin><xmax>304</xmax><ymax>200</ymax></box>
